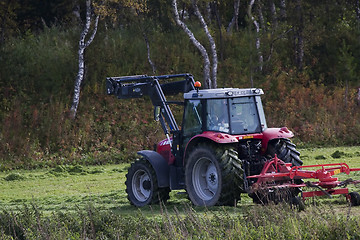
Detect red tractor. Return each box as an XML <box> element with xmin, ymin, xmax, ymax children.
<box><xmin>106</xmin><ymin>74</ymin><xmax>360</xmax><ymax>207</ymax></box>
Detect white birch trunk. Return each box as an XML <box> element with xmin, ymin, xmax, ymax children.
<box><xmin>270</xmin><ymin>0</ymin><xmax>277</xmax><ymax>29</ymax></box>
<box><xmin>227</xmin><ymin>0</ymin><xmax>240</xmax><ymax>33</ymax></box>
<box><xmin>72</xmin><ymin>1</ymin><xmax>81</xmax><ymax>23</ymax></box>
<box><xmin>248</xmin><ymin>0</ymin><xmax>263</xmax><ymax>72</ymax></box>
<box><xmin>69</xmin><ymin>0</ymin><xmax>99</xmax><ymax>119</ymax></box>
<box><xmin>192</xmin><ymin>0</ymin><xmax>218</xmax><ymax>88</ymax></box>
<box><xmin>205</xmin><ymin>2</ymin><xmax>211</xmax><ymax>24</ymax></box>
<box><xmin>295</xmin><ymin>0</ymin><xmax>304</xmax><ymax>71</ymax></box>
<box><xmin>355</xmin><ymin>0</ymin><xmax>360</xmax><ymax>23</ymax></box>
<box><xmin>173</xmin><ymin>0</ymin><xmax>211</xmax><ymax>88</ymax></box>
<box><xmin>143</xmin><ymin>32</ymin><xmax>156</xmax><ymax>74</ymax></box>
<box><xmin>257</xmin><ymin>1</ymin><xmax>265</xmax><ymax>31</ymax></box>
<box><xmin>280</xmin><ymin>0</ymin><xmax>287</xmax><ymax>21</ymax></box>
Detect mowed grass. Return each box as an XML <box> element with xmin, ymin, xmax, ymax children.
<box><xmin>0</xmin><ymin>146</ymin><xmax>359</xmax><ymax>215</ymax></box>
<box><xmin>0</xmin><ymin>165</ymin><xmax>131</xmax><ymax>213</ymax></box>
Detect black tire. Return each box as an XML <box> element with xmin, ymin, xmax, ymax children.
<box><xmin>291</xmin><ymin>196</ymin><xmax>306</xmax><ymax>211</ymax></box>
<box><xmin>185</xmin><ymin>145</ymin><xmax>243</xmax><ymax>206</ymax></box>
<box><xmin>125</xmin><ymin>158</ymin><xmax>170</xmax><ymax>207</ymax></box>
<box><xmin>267</xmin><ymin>138</ymin><xmax>303</xmax><ymax>166</ymax></box>
<box><xmin>349</xmin><ymin>192</ymin><xmax>360</xmax><ymax>206</ymax></box>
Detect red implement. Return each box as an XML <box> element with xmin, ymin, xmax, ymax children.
<box><xmin>247</xmin><ymin>155</ymin><xmax>360</xmax><ymax>201</ymax></box>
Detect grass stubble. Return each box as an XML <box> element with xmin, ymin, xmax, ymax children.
<box><xmin>0</xmin><ymin>146</ymin><xmax>359</xmax><ymax>239</ymax></box>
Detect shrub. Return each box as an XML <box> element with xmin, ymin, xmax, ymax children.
<box><xmin>4</xmin><ymin>173</ymin><xmax>25</xmax><ymax>181</ymax></box>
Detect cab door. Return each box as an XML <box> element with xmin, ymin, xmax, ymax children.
<box><xmin>181</xmin><ymin>99</ymin><xmax>203</xmax><ymax>151</ymax></box>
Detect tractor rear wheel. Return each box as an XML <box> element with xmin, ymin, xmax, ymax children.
<box><xmin>267</xmin><ymin>139</ymin><xmax>303</xmax><ymax>166</ymax></box>
<box><xmin>185</xmin><ymin>145</ymin><xmax>243</xmax><ymax>206</ymax></box>
<box><xmin>125</xmin><ymin>158</ymin><xmax>170</xmax><ymax>207</ymax></box>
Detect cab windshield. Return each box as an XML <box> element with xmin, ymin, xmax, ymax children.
<box><xmin>206</xmin><ymin>97</ymin><xmax>262</xmax><ymax>135</ymax></box>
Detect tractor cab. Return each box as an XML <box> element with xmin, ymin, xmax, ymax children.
<box><xmin>181</xmin><ymin>88</ymin><xmax>267</xmax><ymax>147</ymax></box>
<box><xmin>107</xmin><ymin>73</ymin><xmax>302</xmax><ymax>207</ymax></box>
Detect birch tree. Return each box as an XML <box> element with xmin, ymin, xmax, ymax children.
<box><xmin>69</xmin><ymin>0</ymin><xmax>147</xmax><ymax>119</ymax></box>
<box><xmin>227</xmin><ymin>0</ymin><xmax>240</xmax><ymax>33</ymax></box>
<box><xmin>357</xmin><ymin>0</ymin><xmax>360</xmax><ymax>22</ymax></box>
<box><xmin>269</xmin><ymin>0</ymin><xmax>278</xmax><ymax>29</ymax></box>
<box><xmin>172</xmin><ymin>0</ymin><xmax>218</xmax><ymax>89</ymax></box>
<box><xmin>248</xmin><ymin>0</ymin><xmax>263</xmax><ymax>72</ymax></box>
<box><xmin>294</xmin><ymin>0</ymin><xmax>304</xmax><ymax>71</ymax></box>
<box><xmin>279</xmin><ymin>0</ymin><xmax>287</xmax><ymax>21</ymax></box>
<box><xmin>69</xmin><ymin>0</ymin><xmax>99</xmax><ymax>119</ymax></box>
<box><xmin>192</xmin><ymin>0</ymin><xmax>218</xmax><ymax>88</ymax></box>
<box><xmin>257</xmin><ymin>1</ymin><xmax>265</xmax><ymax>31</ymax></box>
<box><xmin>143</xmin><ymin>32</ymin><xmax>156</xmax><ymax>74</ymax></box>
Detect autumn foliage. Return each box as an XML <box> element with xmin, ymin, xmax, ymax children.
<box><xmin>1</xmin><ymin>0</ymin><xmax>360</xmax><ymax>169</ymax></box>
<box><xmin>263</xmin><ymin>70</ymin><xmax>360</xmax><ymax>146</ymax></box>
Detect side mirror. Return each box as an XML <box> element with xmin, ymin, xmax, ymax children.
<box><xmin>154</xmin><ymin>106</ymin><xmax>161</xmax><ymax>121</ymax></box>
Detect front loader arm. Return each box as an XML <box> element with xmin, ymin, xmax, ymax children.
<box><xmin>106</xmin><ymin>73</ymin><xmax>195</xmax><ymax>141</ymax></box>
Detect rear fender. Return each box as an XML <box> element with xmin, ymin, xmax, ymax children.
<box><xmin>261</xmin><ymin>127</ymin><xmax>294</xmax><ymax>153</ymax></box>
<box><xmin>137</xmin><ymin>150</ymin><xmax>169</xmax><ymax>187</ymax></box>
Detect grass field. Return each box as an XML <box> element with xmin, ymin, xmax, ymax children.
<box><xmin>0</xmin><ymin>146</ymin><xmax>360</xmax><ymax>239</ymax></box>
<box><xmin>0</xmin><ymin>146</ymin><xmax>359</xmax><ymax>213</ymax></box>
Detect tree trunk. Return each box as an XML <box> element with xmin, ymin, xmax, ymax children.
<box><xmin>356</xmin><ymin>0</ymin><xmax>360</xmax><ymax>23</ymax></box>
<box><xmin>205</xmin><ymin>2</ymin><xmax>211</xmax><ymax>23</ymax></box>
<box><xmin>192</xmin><ymin>0</ymin><xmax>218</xmax><ymax>88</ymax></box>
<box><xmin>143</xmin><ymin>32</ymin><xmax>156</xmax><ymax>74</ymax></box>
<box><xmin>213</xmin><ymin>2</ymin><xmax>224</xmax><ymax>61</ymax></box>
<box><xmin>279</xmin><ymin>0</ymin><xmax>287</xmax><ymax>21</ymax></box>
<box><xmin>69</xmin><ymin>0</ymin><xmax>99</xmax><ymax>119</ymax></box>
<box><xmin>173</xmin><ymin>0</ymin><xmax>211</xmax><ymax>88</ymax></box>
<box><xmin>227</xmin><ymin>0</ymin><xmax>240</xmax><ymax>33</ymax></box>
<box><xmin>248</xmin><ymin>0</ymin><xmax>263</xmax><ymax>72</ymax></box>
<box><xmin>257</xmin><ymin>1</ymin><xmax>265</xmax><ymax>31</ymax></box>
<box><xmin>294</xmin><ymin>0</ymin><xmax>304</xmax><ymax>71</ymax></box>
<box><xmin>269</xmin><ymin>0</ymin><xmax>277</xmax><ymax>29</ymax></box>
<box><xmin>72</xmin><ymin>0</ymin><xmax>81</xmax><ymax>23</ymax></box>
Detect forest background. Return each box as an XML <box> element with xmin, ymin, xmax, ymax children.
<box><xmin>1</xmin><ymin>0</ymin><xmax>360</xmax><ymax>170</ymax></box>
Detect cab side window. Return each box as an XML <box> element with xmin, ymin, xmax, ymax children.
<box><xmin>182</xmin><ymin>100</ymin><xmax>203</xmax><ymax>137</ymax></box>
<box><xmin>206</xmin><ymin>99</ymin><xmax>230</xmax><ymax>133</ymax></box>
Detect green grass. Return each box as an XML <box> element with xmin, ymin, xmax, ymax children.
<box><xmin>0</xmin><ymin>164</ymin><xmax>129</xmax><ymax>213</ymax></box>
<box><xmin>0</xmin><ymin>163</ymin><xmax>254</xmax><ymax>216</ymax></box>
<box><xmin>0</xmin><ymin>146</ymin><xmax>360</xmax><ymax>239</ymax></box>
<box><xmin>300</xmin><ymin>146</ymin><xmax>360</xmax><ymax>190</ymax></box>
<box><xmin>300</xmin><ymin>146</ymin><xmax>360</xmax><ymax>165</ymax></box>
<box><xmin>0</xmin><ymin>146</ymin><xmax>359</xmax><ymax>216</ymax></box>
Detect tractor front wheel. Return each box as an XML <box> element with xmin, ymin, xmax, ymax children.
<box><xmin>125</xmin><ymin>158</ymin><xmax>170</xmax><ymax>207</ymax></box>
<box><xmin>185</xmin><ymin>145</ymin><xmax>243</xmax><ymax>206</ymax></box>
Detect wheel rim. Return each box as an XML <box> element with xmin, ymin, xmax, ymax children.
<box><xmin>192</xmin><ymin>157</ymin><xmax>219</xmax><ymax>201</ymax></box>
<box><xmin>132</xmin><ymin>169</ymin><xmax>151</xmax><ymax>202</ymax></box>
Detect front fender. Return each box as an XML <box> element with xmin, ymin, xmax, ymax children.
<box><xmin>189</xmin><ymin>131</ymin><xmax>239</xmax><ymax>144</ymax></box>
<box><xmin>137</xmin><ymin>150</ymin><xmax>169</xmax><ymax>187</ymax></box>
<box><xmin>261</xmin><ymin>127</ymin><xmax>294</xmax><ymax>152</ymax></box>
<box><xmin>183</xmin><ymin>131</ymin><xmax>238</xmax><ymax>163</ymax></box>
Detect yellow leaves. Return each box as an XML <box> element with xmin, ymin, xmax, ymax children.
<box><xmin>93</xmin><ymin>2</ymin><xmax>117</xmax><ymax>20</ymax></box>
<box><xmin>121</xmin><ymin>0</ymin><xmax>148</xmax><ymax>13</ymax></box>
<box><xmin>93</xmin><ymin>0</ymin><xmax>147</xmax><ymax>20</ymax></box>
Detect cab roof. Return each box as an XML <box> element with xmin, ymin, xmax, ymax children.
<box><xmin>184</xmin><ymin>88</ymin><xmax>264</xmax><ymax>100</ymax></box>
